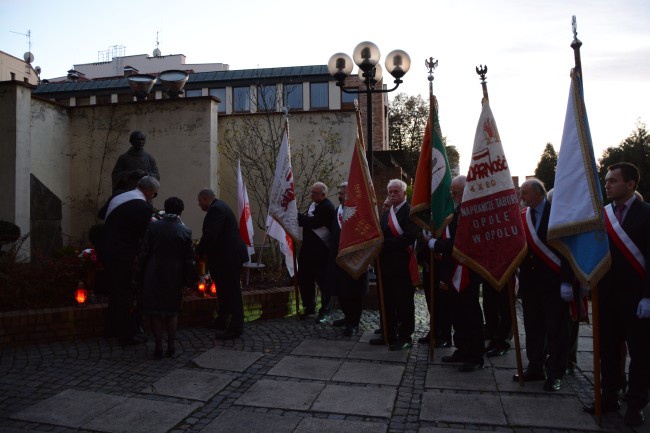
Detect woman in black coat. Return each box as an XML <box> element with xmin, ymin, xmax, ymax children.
<box><xmin>139</xmin><ymin>197</ymin><xmax>195</xmax><ymax>358</ymax></box>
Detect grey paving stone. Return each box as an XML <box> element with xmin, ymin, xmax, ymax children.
<box><xmin>359</xmin><ymin>329</ymin><xmax>377</xmax><ymax>343</ymax></box>
<box><xmin>420</xmin><ymin>391</ymin><xmax>507</xmax><ymax>424</ymax></box>
<box><xmin>143</xmin><ymin>368</ymin><xmax>234</xmax><ymax>401</ymax></box>
<box><xmin>83</xmin><ymin>398</ymin><xmax>199</xmax><ymax>433</ymax></box>
<box><xmin>425</xmin><ymin>364</ymin><xmax>496</xmax><ymax>391</ymax></box>
<box><xmin>291</xmin><ymin>339</ymin><xmax>355</xmax><ymax>358</ymax></box>
<box><xmin>11</xmin><ymin>389</ymin><xmax>125</xmax><ymax>428</ymax></box>
<box><xmin>235</xmin><ymin>379</ymin><xmax>324</xmax><ymax>411</ymax></box>
<box><xmin>419</xmin><ymin>428</ymin><xmax>495</xmax><ymax>433</ymax></box>
<box><xmin>333</xmin><ymin>361</ymin><xmax>404</xmax><ymax>386</ymax></box>
<box><xmin>484</xmin><ymin>348</ymin><xmax>520</xmax><ymax>368</ymax></box>
<box><xmin>268</xmin><ymin>356</ymin><xmax>342</xmax><ymax>380</ymax></box>
<box><xmin>348</xmin><ymin>342</ymin><xmax>409</xmax><ymax>363</ymax></box>
<box><xmin>200</xmin><ymin>409</ymin><xmax>301</xmax><ymax>433</ymax></box>
<box><xmin>311</xmin><ymin>384</ymin><xmax>397</xmax><ymax>418</ymax></box>
<box><xmin>578</xmin><ymin>335</ymin><xmax>593</xmax><ymax>350</ymax></box>
<box><xmin>296</xmin><ymin>417</ymin><xmax>388</xmax><ymax>432</ymax></box>
<box><xmin>493</xmin><ymin>369</ymin><xmax>556</xmax><ymax>394</ymax></box>
<box><xmin>501</xmin><ymin>394</ymin><xmax>600</xmax><ymax>429</ymax></box>
<box><xmin>193</xmin><ymin>348</ymin><xmax>262</xmax><ymax>372</ymax></box>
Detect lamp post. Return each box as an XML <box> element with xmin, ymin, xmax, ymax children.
<box><xmin>327</xmin><ymin>41</ymin><xmax>411</xmax><ymax>175</ymax></box>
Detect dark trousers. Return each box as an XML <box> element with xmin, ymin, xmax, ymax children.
<box><xmin>381</xmin><ymin>271</ymin><xmax>415</xmax><ymax>342</ymax></box>
<box><xmin>298</xmin><ymin>261</ymin><xmax>330</xmax><ymax>314</ymax></box>
<box><xmin>599</xmin><ymin>290</ymin><xmax>650</xmax><ymax>410</ymax></box>
<box><xmin>483</xmin><ymin>283</ymin><xmax>512</xmax><ymax>350</ymax></box>
<box><xmin>422</xmin><ymin>269</ymin><xmax>452</xmax><ymax>342</ymax></box>
<box><xmin>211</xmin><ymin>264</ymin><xmax>244</xmax><ymax>332</ymax></box>
<box><xmin>521</xmin><ymin>284</ymin><xmax>570</xmax><ymax>380</ymax></box>
<box><xmin>339</xmin><ymin>292</ymin><xmax>363</xmax><ymax>327</ymax></box>
<box><xmin>105</xmin><ymin>259</ymin><xmax>136</xmax><ymax>342</ymax></box>
<box><xmin>450</xmin><ymin>282</ymin><xmax>485</xmax><ymax>364</ymax></box>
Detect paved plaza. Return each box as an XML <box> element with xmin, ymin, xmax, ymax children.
<box><xmin>0</xmin><ymin>292</ymin><xmax>646</xmax><ymax>433</ymax></box>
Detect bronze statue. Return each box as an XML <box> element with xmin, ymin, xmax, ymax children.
<box><xmin>111</xmin><ymin>130</ymin><xmax>160</xmax><ymax>193</ymax></box>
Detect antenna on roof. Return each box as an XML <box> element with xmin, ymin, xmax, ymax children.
<box><xmin>10</xmin><ymin>29</ymin><xmax>33</xmax><ymax>63</ymax></box>
<box><xmin>153</xmin><ymin>31</ymin><xmax>161</xmax><ymax>57</ymax></box>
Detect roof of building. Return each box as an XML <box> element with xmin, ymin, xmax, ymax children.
<box><xmin>34</xmin><ymin>65</ymin><xmax>330</xmax><ymax>95</ymax></box>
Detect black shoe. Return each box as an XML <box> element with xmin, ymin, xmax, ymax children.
<box><xmin>332</xmin><ymin>318</ymin><xmax>347</xmax><ymax>327</ymax></box>
<box><xmin>512</xmin><ymin>370</ymin><xmax>546</xmax><ymax>382</ymax></box>
<box><xmin>205</xmin><ymin>320</ymin><xmax>227</xmax><ymax>330</ymax></box>
<box><xmin>624</xmin><ymin>409</ymin><xmax>645</xmax><ymax>427</ymax></box>
<box><xmin>565</xmin><ymin>365</ymin><xmax>575</xmax><ymax>376</ymax></box>
<box><xmin>486</xmin><ymin>347</ymin><xmax>508</xmax><ymax>357</ymax></box>
<box><xmin>315</xmin><ymin>314</ymin><xmax>331</xmax><ymax>324</ymax></box>
<box><xmin>583</xmin><ymin>399</ymin><xmax>621</xmax><ymax>414</ymax></box>
<box><xmin>434</xmin><ymin>340</ymin><xmax>451</xmax><ymax>348</ymax></box>
<box><xmin>543</xmin><ymin>378</ymin><xmax>562</xmax><ymax>392</ymax></box>
<box><xmin>153</xmin><ymin>347</ymin><xmax>163</xmax><ymax>359</ymax></box>
<box><xmin>417</xmin><ymin>333</ymin><xmax>430</xmax><ymax>344</ymax></box>
<box><xmin>374</xmin><ymin>328</ymin><xmax>383</xmax><ymax>334</ymax></box>
<box><xmin>389</xmin><ymin>340</ymin><xmax>412</xmax><ymax>351</ymax></box>
<box><xmin>441</xmin><ymin>351</ymin><xmax>465</xmax><ymax>363</ymax></box>
<box><xmin>215</xmin><ymin>329</ymin><xmax>242</xmax><ymax>340</ymax></box>
<box><xmin>369</xmin><ymin>337</ymin><xmax>388</xmax><ymax>345</ymax></box>
<box><xmin>120</xmin><ymin>334</ymin><xmax>147</xmax><ymax>346</ymax></box>
<box><xmin>458</xmin><ymin>362</ymin><xmax>483</xmax><ymax>372</ymax></box>
<box><xmin>343</xmin><ymin>326</ymin><xmax>358</xmax><ymax>337</ymax></box>
<box><xmin>299</xmin><ymin>312</ymin><xmax>316</xmax><ymax>321</ymax></box>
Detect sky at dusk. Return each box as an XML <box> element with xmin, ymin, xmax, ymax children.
<box><xmin>1</xmin><ymin>0</ymin><xmax>648</xmax><ymax>180</ymax></box>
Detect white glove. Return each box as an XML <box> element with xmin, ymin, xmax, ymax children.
<box><xmin>637</xmin><ymin>298</ymin><xmax>650</xmax><ymax>319</ymax></box>
<box><xmin>560</xmin><ymin>282</ymin><xmax>573</xmax><ymax>302</ymax></box>
<box><xmin>422</xmin><ymin>230</ymin><xmax>433</xmax><ymax>241</ymax></box>
<box><xmin>428</xmin><ymin>238</ymin><xmax>437</xmax><ymax>250</ymax></box>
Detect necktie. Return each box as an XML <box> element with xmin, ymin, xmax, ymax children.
<box><xmin>614</xmin><ymin>204</ymin><xmax>626</xmax><ymax>224</ymax></box>
<box><xmin>530</xmin><ymin>208</ymin><xmax>537</xmax><ymax>228</ymax></box>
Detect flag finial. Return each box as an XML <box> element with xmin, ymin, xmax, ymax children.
<box><xmin>475</xmin><ymin>65</ymin><xmax>489</xmax><ymax>101</ymax></box>
<box><xmin>571</xmin><ymin>16</ymin><xmax>583</xmax><ymax>75</ymax></box>
<box><xmin>425</xmin><ymin>57</ymin><xmax>438</xmax><ymax>95</ymax></box>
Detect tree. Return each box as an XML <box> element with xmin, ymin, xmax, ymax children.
<box><xmin>388</xmin><ymin>93</ymin><xmax>461</xmax><ymax>178</ymax></box>
<box><xmin>388</xmin><ymin>93</ymin><xmax>429</xmax><ymax>151</ymax></box>
<box><xmin>598</xmin><ymin>120</ymin><xmax>650</xmax><ymax>203</ymax></box>
<box><xmin>534</xmin><ymin>143</ymin><xmax>557</xmax><ymax>190</ymax></box>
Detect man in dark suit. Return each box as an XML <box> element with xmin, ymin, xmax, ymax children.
<box><xmin>583</xmin><ymin>162</ymin><xmax>650</xmax><ymax>426</ymax></box>
<box><xmin>298</xmin><ymin>182</ymin><xmax>336</xmax><ymax>322</ymax></box>
<box><xmin>515</xmin><ymin>178</ymin><xmax>574</xmax><ymax>391</ymax></box>
<box><xmin>370</xmin><ymin>179</ymin><xmax>419</xmax><ymax>351</ymax></box>
<box><xmin>430</xmin><ymin>175</ymin><xmax>485</xmax><ymax>372</ymax></box>
<box><xmin>197</xmin><ymin>188</ymin><xmax>249</xmax><ymax>339</ymax></box>
<box><xmin>100</xmin><ymin>176</ymin><xmax>159</xmax><ymax>345</ymax></box>
<box><xmin>328</xmin><ymin>182</ymin><xmax>368</xmax><ymax>336</ymax></box>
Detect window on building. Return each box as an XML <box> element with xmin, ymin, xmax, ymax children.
<box><xmin>310</xmin><ymin>82</ymin><xmax>328</xmax><ymax>109</ymax></box>
<box><xmin>233</xmin><ymin>86</ymin><xmax>250</xmax><ymax>113</ymax></box>
<box><xmin>341</xmin><ymin>89</ymin><xmax>357</xmax><ymax>108</ymax></box>
<box><xmin>209</xmin><ymin>88</ymin><xmax>226</xmax><ymax>113</ymax></box>
<box><xmin>76</xmin><ymin>96</ymin><xmax>90</xmax><ymax>106</ymax></box>
<box><xmin>184</xmin><ymin>89</ymin><xmax>202</xmax><ymax>98</ymax></box>
<box><xmin>283</xmin><ymin>84</ymin><xmax>303</xmax><ymax>110</ymax></box>
<box><xmin>257</xmin><ymin>85</ymin><xmax>277</xmax><ymax>112</ymax></box>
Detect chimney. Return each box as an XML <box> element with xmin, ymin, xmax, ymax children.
<box><xmin>123</xmin><ymin>66</ymin><xmax>139</xmax><ymax>77</ymax></box>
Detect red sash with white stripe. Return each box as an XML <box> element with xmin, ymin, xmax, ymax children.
<box><xmin>337</xmin><ymin>205</ymin><xmax>343</xmax><ymax>229</ymax></box>
<box><xmin>604</xmin><ymin>204</ymin><xmax>646</xmax><ymax>278</ymax></box>
<box><xmin>388</xmin><ymin>206</ymin><xmax>421</xmax><ymax>285</ymax></box>
<box><xmin>522</xmin><ymin>208</ymin><xmax>561</xmax><ymax>274</ymax></box>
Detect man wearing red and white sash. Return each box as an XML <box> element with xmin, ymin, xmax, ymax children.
<box><xmin>428</xmin><ymin>175</ymin><xmax>485</xmax><ymax>372</ymax></box>
<box><xmin>370</xmin><ymin>179</ymin><xmax>419</xmax><ymax>350</ymax></box>
<box><xmin>590</xmin><ymin>162</ymin><xmax>650</xmax><ymax>426</ymax></box>
<box><xmin>516</xmin><ymin>179</ymin><xmax>574</xmax><ymax>392</ymax></box>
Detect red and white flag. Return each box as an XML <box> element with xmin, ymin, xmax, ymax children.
<box><xmin>453</xmin><ymin>98</ymin><xmax>527</xmax><ymax>290</ymax></box>
<box><xmin>337</xmin><ymin>111</ymin><xmax>383</xmax><ymax>278</ymax></box>
<box><xmin>268</xmin><ymin>122</ymin><xmax>300</xmax><ymax>244</ymax></box>
<box><xmin>237</xmin><ymin>160</ymin><xmax>255</xmax><ymax>258</ymax></box>
<box><xmin>266</xmin><ymin>214</ymin><xmax>296</xmax><ymax>277</ymax></box>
